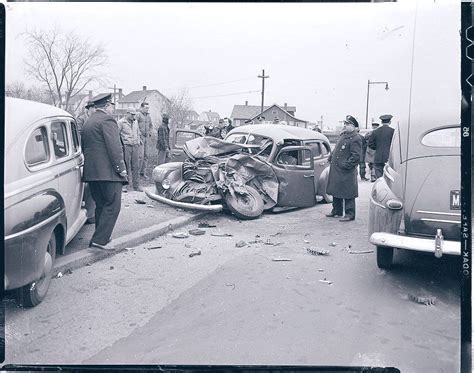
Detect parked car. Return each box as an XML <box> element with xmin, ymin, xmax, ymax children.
<box><xmin>5</xmin><ymin>97</ymin><xmax>88</xmax><ymax>306</ymax></box>
<box><xmin>368</xmin><ymin>119</ymin><xmax>461</xmax><ymax>268</ymax></box>
<box><xmin>146</xmin><ymin>124</ymin><xmax>333</xmax><ymax>219</ymax></box>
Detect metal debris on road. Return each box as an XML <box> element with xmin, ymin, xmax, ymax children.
<box><xmin>225</xmin><ymin>283</ymin><xmax>236</xmax><ymax>290</ymax></box>
<box><xmin>318</xmin><ymin>269</ymin><xmax>324</xmax><ymax>272</ymax></box>
<box><xmin>306</xmin><ymin>247</ymin><xmax>330</xmax><ymax>256</ymax></box>
<box><xmin>304</xmin><ymin>240</ymin><xmax>310</xmax><ymax>243</ymax></box>
<box><xmin>147</xmin><ymin>204</ymin><xmax>154</xmax><ymax>208</ymax></box>
<box><xmin>348</xmin><ymin>250</ymin><xmax>374</xmax><ymax>254</ymax></box>
<box><xmin>110</xmin><ymin>266</ymin><xmax>114</xmax><ymax>270</ymax></box>
<box><xmin>185</xmin><ymin>243</ymin><xmax>191</xmax><ymax>248</ymax></box>
<box><xmin>270</xmin><ymin>232</ymin><xmax>282</xmax><ymax>237</ymax></box>
<box><xmin>272</xmin><ymin>257</ymin><xmax>292</xmax><ymax>262</ymax></box>
<box><xmin>235</xmin><ymin>241</ymin><xmax>247</xmax><ymax>248</ymax></box>
<box><xmin>189</xmin><ymin>250</ymin><xmax>202</xmax><ymax>258</ymax></box>
<box><xmin>146</xmin><ymin>246</ymin><xmax>162</xmax><ymax>250</ymax></box>
<box><xmin>172</xmin><ymin>232</ymin><xmax>189</xmax><ymax>239</ymax></box>
<box><xmin>55</xmin><ymin>272</ymin><xmax>63</xmax><ymax>278</ymax></box>
<box><xmin>211</xmin><ymin>232</ymin><xmax>233</xmax><ymax>237</ymax></box>
<box><xmin>134</xmin><ymin>199</ymin><xmax>147</xmax><ymax>205</ymax></box>
<box><xmin>198</xmin><ymin>221</ymin><xmax>217</xmax><ymax>228</ymax></box>
<box><xmin>319</xmin><ymin>279</ymin><xmax>333</xmax><ymax>285</ymax></box>
<box><xmin>189</xmin><ymin>228</ymin><xmax>206</xmax><ymax>236</ymax></box>
<box><xmin>265</xmin><ymin>238</ymin><xmax>282</xmax><ymax>246</ymax></box>
<box><xmin>329</xmin><ymin>242</ymin><xmax>337</xmax><ymax>247</ymax></box>
<box><xmin>64</xmin><ymin>269</ymin><xmax>73</xmax><ymax>276</ymax></box>
<box><xmin>408</xmin><ymin>294</ymin><xmax>436</xmax><ymax>305</ymax></box>
<box><xmin>249</xmin><ymin>236</ymin><xmax>263</xmax><ymax>244</ymax></box>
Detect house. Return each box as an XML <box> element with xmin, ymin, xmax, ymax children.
<box><xmin>246</xmin><ymin>104</ymin><xmax>308</xmax><ymax>128</ymax></box>
<box><xmin>116</xmin><ymin>86</ymin><xmax>169</xmax><ymax>127</ymax></box>
<box><xmin>185</xmin><ymin>110</ymin><xmax>200</xmax><ymax>122</ymax></box>
<box><xmin>199</xmin><ymin>110</ymin><xmax>221</xmax><ymax>124</ymax></box>
<box><xmin>230</xmin><ymin>101</ymin><xmax>297</xmax><ymax>127</ymax></box>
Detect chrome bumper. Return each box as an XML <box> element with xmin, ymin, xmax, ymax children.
<box><xmin>369</xmin><ymin>232</ymin><xmax>461</xmax><ymax>256</ymax></box>
<box><xmin>145</xmin><ymin>188</ymin><xmax>224</xmax><ymax>212</ymax></box>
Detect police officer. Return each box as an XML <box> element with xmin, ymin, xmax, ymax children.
<box><xmin>326</xmin><ymin>115</ymin><xmax>362</xmax><ymax>222</ymax></box>
<box><xmin>81</xmin><ymin>93</ymin><xmax>128</xmax><ymax>249</ymax></box>
<box><xmin>368</xmin><ymin>114</ymin><xmax>395</xmax><ymax>179</ymax></box>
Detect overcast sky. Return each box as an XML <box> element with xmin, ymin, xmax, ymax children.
<box><xmin>6</xmin><ymin>1</ymin><xmax>460</xmax><ymax>128</ymax></box>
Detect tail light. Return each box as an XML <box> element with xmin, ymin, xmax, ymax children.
<box><xmin>386</xmin><ymin>199</ymin><xmax>403</xmax><ymax>210</ymax></box>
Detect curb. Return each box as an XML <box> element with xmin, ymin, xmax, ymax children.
<box><xmin>53</xmin><ymin>212</ymin><xmax>209</xmax><ymax>276</ymax></box>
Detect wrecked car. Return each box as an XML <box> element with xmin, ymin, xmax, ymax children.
<box><xmin>145</xmin><ymin>124</ymin><xmax>332</xmax><ymax>219</ymax></box>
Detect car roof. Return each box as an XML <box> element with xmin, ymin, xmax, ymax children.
<box><xmin>6</xmin><ymin>97</ymin><xmax>73</xmax><ymax>148</ymax></box>
<box><xmin>227</xmin><ymin>124</ymin><xmax>329</xmax><ymax>143</ymax></box>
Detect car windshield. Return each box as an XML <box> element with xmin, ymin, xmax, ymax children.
<box><xmin>225</xmin><ymin>133</ymin><xmax>273</xmax><ymax>158</ymax></box>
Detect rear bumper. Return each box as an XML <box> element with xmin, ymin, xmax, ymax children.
<box><xmin>369</xmin><ymin>232</ymin><xmax>461</xmax><ymax>256</ymax></box>
<box><xmin>145</xmin><ymin>187</ymin><xmax>224</xmax><ymax>212</ymax></box>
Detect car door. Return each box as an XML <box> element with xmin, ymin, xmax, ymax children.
<box><xmin>303</xmin><ymin>140</ymin><xmax>330</xmax><ymax>194</ymax></box>
<box><xmin>272</xmin><ymin>146</ymin><xmax>316</xmax><ymax>207</ymax></box>
<box><xmin>170</xmin><ymin>129</ymin><xmax>203</xmax><ymax>162</ymax></box>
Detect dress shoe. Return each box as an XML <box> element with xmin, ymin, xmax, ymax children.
<box><xmin>339</xmin><ymin>216</ymin><xmax>355</xmax><ymax>222</ymax></box>
<box><xmin>89</xmin><ymin>238</ymin><xmax>112</xmax><ymax>249</ymax></box>
<box><xmin>326</xmin><ymin>213</ymin><xmax>342</xmax><ymax>218</ymax></box>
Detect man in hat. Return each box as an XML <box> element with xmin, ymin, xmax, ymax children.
<box><xmin>157</xmin><ymin>113</ymin><xmax>171</xmax><ymax>165</ymax></box>
<box><xmin>135</xmin><ymin>102</ymin><xmax>154</xmax><ymax>177</ymax></box>
<box><xmin>81</xmin><ymin>93</ymin><xmax>128</xmax><ymax>250</ymax></box>
<box><xmin>325</xmin><ymin>115</ymin><xmax>362</xmax><ymax>222</ymax></box>
<box><xmin>118</xmin><ymin>110</ymin><xmax>141</xmax><ymax>192</ymax></box>
<box><xmin>365</xmin><ymin>122</ymin><xmax>380</xmax><ymax>182</ymax></box>
<box><xmin>368</xmin><ymin>114</ymin><xmax>395</xmax><ymax>179</ymax></box>
<box><xmin>76</xmin><ymin>101</ymin><xmax>95</xmax><ymax>136</ymax></box>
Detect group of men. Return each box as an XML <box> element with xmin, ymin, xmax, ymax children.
<box><xmin>326</xmin><ymin>114</ymin><xmax>394</xmax><ymax>222</ymax></box>
<box><xmin>203</xmin><ymin>117</ymin><xmax>234</xmax><ymax>139</ymax></box>
<box><xmin>76</xmin><ymin>93</ymin><xmax>171</xmax><ymax>250</ymax></box>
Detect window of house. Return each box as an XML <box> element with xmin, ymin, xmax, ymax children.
<box><xmin>25</xmin><ymin>127</ymin><xmax>50</xmax><ymax>166</ymax></box>
<box><xmin>51</xmin><ymin>121</ymin><xmax>69</xmax><ymax>158</ymax></box>
<box><xmin>272</xmin><ymin>110</ymin><xmax>277</xmax><ymax>115</ymax></box>
<box><xmin>421</xmin><ymin>126</ymin><xmax>460</xmax><ymax>147</ymax></box>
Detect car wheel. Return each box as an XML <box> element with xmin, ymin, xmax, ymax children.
<box><xmin>376</xmin><ymin>245</ymin><xmax>394</xmax><ymax>269</ymax></box>
<box><xmin>19</xmin><ymin>232</ymin><xmax>57</xmax><ymax>307</ymax></box>
<box><xmin>224</xmin><ymin>186</ymin><xmax>264</xmax><ymax>220</ymax></box>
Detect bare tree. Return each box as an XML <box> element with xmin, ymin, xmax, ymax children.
<box><xmin>23</xmin><ymin>28</ymin><xmax>108</xmax><ymax>113</ymax></box>
<box><xmin>6</xmin><ymin>81</ymin><xmax>54</xmax><ymax>104</ymax></box>
<box><xmin>162</xmin><ymin>89</ymin><xmax>194</xmax><ymax>130</ymax></box>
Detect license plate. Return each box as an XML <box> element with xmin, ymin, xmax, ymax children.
<box><xmin>450</xmin><ymin>190</ymin><xmax>460</xmax><ymax>210</ymax></box>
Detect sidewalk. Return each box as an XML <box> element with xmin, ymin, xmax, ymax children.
<box><xmin>54</xmin><ymin>184</ymin><xmax>209</xmax><ymax>275</ymax></box>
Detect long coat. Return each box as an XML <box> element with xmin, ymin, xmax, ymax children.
<box><xmin>81</xmin><ymin>109</ymin><xmax>127</xmax><ymax>183</ymax></box>
<box><xmin>368</xmin><ymin>125</ymin><xmax>395</xmax><ymax>164</ymax></box>
<box><xmin>364</xmin><ymin>130</ymin><xmax>376</xmax><ymax>164</ymax></box>
<box><xmin>326</xmin><ymin>130</ymin><xmax>362</xmax><ymax>199</ymax></box>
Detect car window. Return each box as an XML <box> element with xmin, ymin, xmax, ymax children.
<box><xmin>71</xmin><ymin>121</ymin><xmax>80</xmax><ymax>153</ymax></box>
<box><xmin>276</xmin><ymin>148</ymin><xmax>312</xmax><ymax>169</ymax></box>
<box><xmin>51</xmin><ymin>121</ymin><xmax>69</xmax><ymax>158</ymax></box>
<box><xmin>305</xmin><ymin>141</ymin><xmax>321</xmax><ymax>158</ymax></box>
<box><xmin>226</xmin><ymin>133</ymin><xmax>274</xmax><ymax>157</ymax></box>
<box><xmin>25</xmin><ymin>127</ymin><xmax>50</xmax><ymax>166</ymax></box>
<box><xmin>421</xmin><ymin>127</ymin><xmax>460</xmax><ymax>147</ymax></box>
<box><xmin>175</xmin><ymin>131</ymin><xmax>200</xmax><ymax>148</ymax></box>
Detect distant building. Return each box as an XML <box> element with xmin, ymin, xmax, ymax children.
<box><xmin>242</xmin><ymin>103</ymin><xmax>308</xmax><ymax>128</ymax></box>
<box><xmin>199</xmin><ymin>110</ymin><xmax>221</xmax><ymax>124</ymax></box>
<box><xmin>230</xmin><ymin>101</ymin><xmax>297</xmax><ymax>126</ymax></box>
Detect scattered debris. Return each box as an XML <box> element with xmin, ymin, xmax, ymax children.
<box><xmin>172</xmin><ymin>232</ymin><xmax>189</xmax><ymax>239</ymax></box>
<box><xmin>249</xmin><ymin>236</ymin><xmax>263</xmax><ymax>244</ymax></box>
<box><xmin>318</xmin><ymin>269</ymin><xmax>324</xmax><ymax>272</ymax></box>
<box><xmin>147</xmin><ymin>246</ymin><xmax>162</xmax><ymax>250</ymax></box>
<box><xmin>349</xmin><ymin>250</ymin><xmax>374</xmax><ymax>255</ymax></box>
<box><xmin>306</xmin><ymin>247</ymin><xmax>330</xmax><ymax>256</ymax></box>
<box><xmin>265</xmin><ymin>238</ymin><xmax>282</xmax><ymax>246</ymax></box>
<box><xmin>319</xmin><ymin>278</ymin><xmax>333</xmax><ymax>285</ymax></box>
<box><xmin>270</xmin><ymin>232</ymin><xmax>282</xmax><ymax>237</ymax></box>
<box><xmin>185</xmin><ymin>243</ymin><xmax>191</xmax><ymax>248</ymax></box>
<box><xmin>147</xmin><ymin>204</ymin><xmax>155</xmax><ymax>208</ymax></box>
<box><xmin>304</xmin><ymin>240</ymin><xmax>310</xmax><ymax>244</ymax></box>
<box><xmin>134</xmin><ymin>199</ymin><xmax>147</xmax><ymax>205</ymax></box>
<box><xmin>408</xmin><ymin>294</ymin><xmax>436</xmax><ymax>305</ymax></box>
<box><xmin>304</xmin><ymin>233</ymin><xmax>311</xmax><ymax>237</ymax></box>
<box><xmin>225</xmin><ymin>283</ymin><xmax>236</xmax><ymax>290</ymax></box>
<box><xmin>348</xmin><ymin>244</ymin><xmax>352</xmax><ymax>249</ymax></box>
<box><xmin>189</xmin><ymin>228</ymin><xmax>206</xmax><ymax>236</ymax></box>
<box><xmin>198</xmin><ymin>221</ymin><xmax>217</xmax><ymax>228</ymax></box>
<box><xmin>329</xmin><ymin>242</ymin><xmax>337</xmax><ymax>247</ymax></box>
<box><xmin>235</xmin><ymin>241</ymin><xmax>247</xmax><ymax>248</ymax></box>
<box><xmin>272</xmin><ymin>257</ymin><xmax>292</xmax><ymax>262</ymax></box>
<box><xmin>110</xmin><ymin>266</ymin><xmax>114</xmax><ymax>270</ymax></box>
<box><xmin>64</xmin><ymin>269</ymin><xmax>73</xmax><ymax>276</ymax></box>
<box><xmin>166</xmin><ymin>256</ymin><xmax>175</xmax><ymax>259</ymax></box>
<box><xmin>55</xmin><ymin>272</ymin><xmax>63</xmax><ymax>278</ymax></box>
<box><xmin>189</xmin><ymin>250</ymin><xmax>202</xmax><ymax>258</ymax></box>
<box><xmin>211</xmin><ymin>232</ymin><xmax>233</xmax><ymax>237</ymax></box>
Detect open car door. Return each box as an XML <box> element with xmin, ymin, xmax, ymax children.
<box><xmin>170</xmin><ymin>129</ymin><xmax>203</xmax><ymax>162</ymax></box>
<box><xmin>272</xmin><ymin>146</ymin><xmax>316</xmax><ymax>207</ymax></box>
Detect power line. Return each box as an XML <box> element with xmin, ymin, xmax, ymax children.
<box><xmin>191</xmin><ymin>89</ymin><xmax>260</xmax><ymax>99</ymax></box>
<box><xmin>163</xmin><ymin>77</ymin><xmax>255</xmax><ymax>91</ymax></box>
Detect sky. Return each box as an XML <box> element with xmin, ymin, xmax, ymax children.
<box><xmin>5</xmin><ymin>1</ymin><xmax>461</xmax><ymax>129</ymax></box>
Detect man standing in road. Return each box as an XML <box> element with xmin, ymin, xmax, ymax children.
<box><xmin>81</xmin><ymin>93</ymin><xmax>128</xmax><ymax>250</ymax></box>
<box><xmin>365</xmin><ymin>122</ymin><xmax>379</xmax><ymax>182</ymax></box>
<box><xmin>357</xmin><ymin>126</ymin><xmax>369</xmax><ymax>181</ymax></box>
<box><xmin>157</xmin><ymin>113</ymin><xmax>171</xmax><ymax>165</ymax></box>
<box><xmin>325</xmin><ymin>115</ymin><xmax>362</xmax><ymax>222</ymax></box>
<box><xmin>368</xmin><ymin>114</ymin><xmax>395</xmax><ymax>179</ymax></box>
<box><xmin>118</xmin><ymin>110</ymin><xmax>142</xmax><ymax>192</ymax></box>
<box><xmin>76</xmin><ymin>101</ymin><xmax>95</xmax><ymax>136</ymax></box>
<box><xmin>136</xmin><ymin>102</ymin><xmax>154</xmax><ymax>177</ymax></box>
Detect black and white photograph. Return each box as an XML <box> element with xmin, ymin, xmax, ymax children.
<box><xmin>3</xmin><ymin>1</ymin><xmax>469</xmax><ymax>372</ymax></box>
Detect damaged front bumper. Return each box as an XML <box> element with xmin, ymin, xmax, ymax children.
<box><xmin>145</xmin><ymin>187</ymin><xmax>224</xmax><ymax>212</ymax></box>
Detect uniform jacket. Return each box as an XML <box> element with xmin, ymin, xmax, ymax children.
<box><xmin>368</xmin><ymin>125</ymin><xmax>395</xmax><ymax>164</ymax></box>
<box><xmin>157</xmin><ymin>124</ymin><xmax>170</xmax><ymax>150</ymax></box>
<box><xmin>326</xmin><ymin>129</ymin><xmax>362</xmax><ymax>199</ymax></box>
<box><xmin>81</xmin><ymin>109</ymin><xmax>127</xmax><ymax>183</ymax></box>
<box><xmin>118</xmin><ymin>117</ymin><xmax>141</xmax><ymax>146</ymax></box>
<box><xmin>135</xmin><ymin>111</ymin><xmax>154</xmax><ymax>142</ymax></box>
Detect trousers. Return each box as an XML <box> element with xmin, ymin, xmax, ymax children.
<box><xmin>83</xmin><ymin>183</ymin><xmax>96</xmax><ymax>219</ymax></box>
<box><xmin>123</xmin><ymin>144</ymin><xmax>140</xmax><ymax>189</ymax></box>
<box><xmin>157</xmin><ymin>148</ymin><xmax>170</xmax><ymax>165</ymax></box>
<box><xmin>88</xmin><ymin>181</ymin><xmax>123</xmax><ymax>245</ymax></box>
<box><xmin>331</xmin><ymin>197</ymin><xmax>356</xmax><ymax>218</ymax></box>
<box><xmin>359</xmin><ymin>162</ymin><xmax>366</xmax><ymax>178</ymax></box>
<box><xmin>139</xmin><ymin>141</ymin><xmax>148</xmax><ymax>175</ymax></box>
<box><xmin>374</xmin><ymin>163</ymin><xmax>385</xmax><ymax>179</ymax></box>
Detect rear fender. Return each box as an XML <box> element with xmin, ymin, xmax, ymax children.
<box><xmin>317</xmin><ymin>166</ymin><xmax>330</xmax><ymax>196</ymax></box>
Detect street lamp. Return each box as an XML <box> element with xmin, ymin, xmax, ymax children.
<box><xmin>365</xmin><ymin>80</ymin><xmax>389</xmax><ymax>129</ymax></box>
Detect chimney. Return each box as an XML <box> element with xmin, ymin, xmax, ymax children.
<box><xmin>245</xmin><ymin>100</ymin><xmax>248</xmax><ymax>106</ymax></box>
<box><xmin>88</xmin><ymin>90</ymin><xmax>93</xmax><ymax>100</ymax></box>
<box><xmin>284</xmin><ymin>103</ymin><xmax>288</xmax><ymax>110</ymax></box>
<box><xmin>143</xmin><ymin>85</ymin><xmax>147</xmax><ymax>91</ymax></box>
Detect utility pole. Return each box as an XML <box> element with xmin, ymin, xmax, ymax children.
<box><xmin>258</xmin><ymin>69</ymin><xmax>269</xmax><ymax>115</ymax></box>
<box><xmin>108</xmin><ymin>84</ymin><xmax>121</xmax><ymax>116</ymax></box>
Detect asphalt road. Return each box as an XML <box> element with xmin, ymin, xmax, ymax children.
<box><xmin>4</xmin><ymin>181</ymin><xmax>460</xmax><ymax>372</ymax></box>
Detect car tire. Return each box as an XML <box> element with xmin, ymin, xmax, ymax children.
<box><xmin>19</xmin><ymin>232</ymin><xmax>57</xmax><ymax>307</ymax></box>
<box><xmin>376</xmin><ymin>245</ymin><xmax>394</xmax><ymax>269</ymax></box>
<box><xmin>224</xmin><ymin>186</ymin><xmax>264</xmax><ymax>220</ymax></box>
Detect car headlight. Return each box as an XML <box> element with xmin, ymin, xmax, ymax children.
<box><xmin>162</xmin><ymin>178</ymin><xmax>171</xmax><ymax>190</ymax></box>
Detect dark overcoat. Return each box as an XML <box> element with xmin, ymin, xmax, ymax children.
<box><xmin>358</xmin><ymin>132</ymin><xmax>367</xmax><ymax>163</ymax></box>
<box><xmin>81</xmin><ymin>109</ymin><xmax>127</xmax><ymax>183</ymax></box>
<box><xmin>326</xmin><ymin>130</ymin><xmax>362</xmax><ymax>199</ymax></box>
<box><xmin>368</xmin><ymin>125</ymin><xmax>395</xmax><ymax>164</ymax></box>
